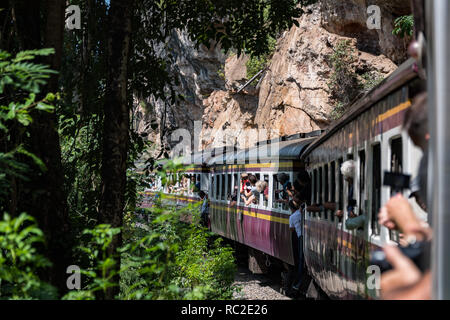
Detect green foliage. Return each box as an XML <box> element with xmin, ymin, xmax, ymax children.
<box><xmin>0</xmin><ymin>49</ymin><xmax>58</xmax><ymax>299</ymax></box>
<box><xmin>2</xmin><ymin>0</ymin><xmax>306</xmax><ymax>299</ymax></box>
<box><xmin>117</xmin><ymin>161</ymin><xmax>237</xmax><ymax>300</ymax></box>
<box><xmin>245</xmin><ymin>36</ymin><xmax>276</xmax><ymax>84</ymax></box>
<box><xmin>174</xmin><ymin>233</ymin><xmax>237</xmax><ymax>299</ymax></box>
<box><xmin>217</xmin><ymin>65</ymin><xmax>225</xmax><ymax>80</ymax></box>
<box><xmin>62</xmin><ymin>224</ymin><xmax>122</xmax><ymax>300</ymax></box>
<box><xmin>361</xmin><ymin>72</ymin><xmax>384</xmax><ymax>92</ymax></box>
<box><xmin>157</xmin><ymin>0</ymin><xmax>315</xmax><ymax>57</ymax></box>
<box><xmin>0</xmin><ymin>213</ymin><xmax>56</xmax><ymax>299</ymax></box>
<box><xmin>0</xmin><ymin>49</ymin><xmax>57</xmax><ymax>206</ymax></box>
<box><xmin>327</xmin><ymin>40</ymin><xmax>386</xmax><ymax>120</ymax></box>
<box><xmin>327</xmin><ymin>40</ymin><xmax>360</xmax><ymax>120</ymax></box>
<box><xmin>329</xmin><ymin>102</ymin><xmax>346</xmax><ymax>121</ymax></box>
<box><xmin>393</xmin><ymin>15</ymin><xmax>414</xmax><ymax>38</ymax></box>
<box><xmin>60</xmin><ymin>161</ymin><xmax>237</xmax><ymax>301</ymax></box>
<box><xmin>0</xmin><ymin>49</ymin><xmax>57</xmax><ymax>94</ymax></box>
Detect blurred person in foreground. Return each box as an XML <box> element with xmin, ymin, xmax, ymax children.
<box><xmin>378</xmin><ymin>92</ymin><xmax>432</xmax><ymax>300</ymax></box>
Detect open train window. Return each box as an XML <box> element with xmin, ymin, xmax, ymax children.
<box><xmin>371</xmin><ymin>144</ymin><xmax>381</xmax><ymax>235</ymax></box>
<box><xmin>330</xmin><ymin>161</ymin><xmax>336</xmax><ymax>222</ymax></box>
<box><xmin>319</xmin><ymin>167</ymin><xmax>323</xmax><ymax>219</ymax></box>
<box><xmin>227</xmin><ymin>174</ymin><xmax>232</xmax><ymax>200</ymax></box>
<box><xmin>233</xmin><ymin>173</ymin><xmax>238</xmax><ymax>201</ymax></box>
<box><xmin>312</xmin><ymin>169</ymin><xmax>317</xmax><ymax>218</ymax></box>
<box><xmin>338</xmin><ymin>158</ymin><xmax>344</xmax><ymax>212</ymax></box>
<box><xmin>359</xmin><ymin>150</ymin><xmax>366</xmax><ymax>218</ymax></box>
<box><xmin>324</xmin><ymin>164</ymin><xmax>329</xmax><ymax>220</ymax></box>
<box><xmin>389</xmin><ymin>137</ymin><xmax>403</xmax><ymax>242</ymax></box>
<box><xmin>390</xmin><ymin>137</ymin><xmax>403</xmax><ymax>175</ymax></box>
<box><xmin>221</xmin><ymin>174</ymin><xmax>226</xmax><ymax>200</ymax></box>
<box><xmin>216</xmin><ymin>174</ymin><xmax>220</xmax><ymax>200</ymax></box>
<box><xmin>262</xmin><ymin>174</ymin><xmax>269</xmax><ymax>207</ymax></box>
<box><xmin>312</xmin><ymin>169</ymin><xmax>317</xmax><ymax>205</ymax></box>
<box><xmin>272</xmin><ymin>173</ymin><xmax>280</xmax><ymax>210</ymax></box>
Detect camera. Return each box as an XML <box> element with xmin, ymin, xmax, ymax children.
<box><xmin>370</xmin><ymin>241</ymin><xmax>429</xmax><ymax>273</ymax></box>
<box><xmin>383</xmin><ymin>171</ymin><xmax>411</xmax><ymax>192</ymax></box>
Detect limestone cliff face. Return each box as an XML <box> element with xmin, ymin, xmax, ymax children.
<box><xmin>137</xmin><ymin>0</ymin><xmax>411</xmax><ymax>154</ymax></box>
<box><xmin>320</xmin><ymin>0</ymin><xmax>411</xmax><ymax>64</ymax></box>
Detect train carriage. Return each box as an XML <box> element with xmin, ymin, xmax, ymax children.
<box><xmin>300</xmin><ymin>58</ymin><xmax>427</xmax><ymax>299</ymax></box>
<box><xmin>142</xmin><ymin>56</ymin><xmax>428</xmax><ymax>300</ymax></box>
<box><xmin>207</xmin><ymin>134</ymin><xmax>319</xmax><ymax>266</ymax></box>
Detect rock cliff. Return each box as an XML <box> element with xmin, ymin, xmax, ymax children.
<box><xmin>136</xmin><ymin>0</ymin><xmax>411</xmax><ymax>155</ymax></box>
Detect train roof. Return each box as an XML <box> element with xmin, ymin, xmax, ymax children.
<box><xmin>300</xmin><ymin>58</ymin><xmax>419</xmax><ymax>159</ymax></box>
<box><xmin>180</xmin><ymin>145</ymin><xmax>238</xmax><ymax>166</ymax></box>
<box><xmin>207</xmin><ymin>132</ymin><xmax>321</xmax><ymax>166</ymax></box>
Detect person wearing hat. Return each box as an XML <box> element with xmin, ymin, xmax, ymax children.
<box><xmin>336</xmin><ymin>160</ymin><xmax>357</xmax><ymax>220</ymax></box>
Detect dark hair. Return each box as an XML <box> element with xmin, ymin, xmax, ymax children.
<box><xmin>277</xmin><ymin>173</ymin><xmax>289</xmax><ymax>185</ymax></box>
<box><xmin>293</xmin><ymin>180</ymin><xmax>302</xmax><ymax>192</ymax></box>
<box><xmin>248</xmin><ymin>174</ymin><xmax>257</xmax><ymax>185</ymax></box>
<box><xmin>297</xmin><ymin>170</ymin><xmax>310</xmax><ymax>184</ymax></box>
<box><xmin>293</xmin><ymin>192</ymin><xmax>307</xmax><ymax>205</ymax></box>
<box><xmin>198</xmin><ymin>191</ymin><xmax>206</xmax><ymax>199</ymax></box>
<box><xmin>403</xmin><ymin>92</ymin><xmax>428</xmax><ymax>149</ymax></box>
<box><xmin>289</xmin><ymin>200</ymin><xmax>299</xmax><ymax>212</ymax></box>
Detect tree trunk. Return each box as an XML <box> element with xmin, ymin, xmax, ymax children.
<box><xmin>99</xmin><ymin>0</ymin><xmax>133</xmax><ymax>300</ymax></box>
<box><xmin>12</xmin><ymin>0</ymin><xmax>73</xmax><ymax>296</ymax></box>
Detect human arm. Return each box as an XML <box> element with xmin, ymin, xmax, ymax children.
<box><xmin>380</xmin><ymin>245</ymin><xmax>431</xmax><ymax>300</ymax></box>
<box><xmin>378</xmin><ymin>194</ymin><xmax>432</xmax><ymax>241</ymax></box>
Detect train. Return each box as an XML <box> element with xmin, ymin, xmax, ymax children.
<box><xmin>142</xmin><ymin>56</ymin><xmax>427</xmax><ymax>299</ymax></box>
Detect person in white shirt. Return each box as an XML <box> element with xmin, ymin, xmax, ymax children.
<box><xmin>289</xmin><ymin>200</ymin><xmax>303</xmax><ymax>291</ymax></box>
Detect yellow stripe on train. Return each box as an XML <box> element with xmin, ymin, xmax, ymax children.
<box><xmin>211</xmin><ymin>203</ymin><xmax>290</xmax><ymax>225</ymax></box>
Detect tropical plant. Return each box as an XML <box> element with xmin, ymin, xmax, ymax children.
<box><xmin>393</xmin><ymin>15</ymin><xmax>414</xmax><ymax>38</ymax></box>
<box><xmin>0</xmin><ymin>213</ymin><xmax>56</xmax><ymax>299</ymax></box>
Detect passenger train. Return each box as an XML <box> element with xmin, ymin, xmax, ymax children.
<box><xmin>143</xmin><ymin>57</ymin><xmax>427</xmax><ymax>299</ymax></box>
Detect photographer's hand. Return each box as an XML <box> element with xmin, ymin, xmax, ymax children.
<box><xmin>381</xmin><ymin>246</ymin><xmax>431</xmax><ymax>300</ymax></box>
<box><xmin>381</xmin><ymin>246</ymin><xmax>421</xmax><ymax>298</ymax></box>
<box><xmin>381</xmin><ymin>194</ymin><xmax>423</xmax><ymax>234</ymax></box>
<box><xmin>378</xmin><ymin>206</ymin><xmax>397</xmax><ymax>230</ymax></box>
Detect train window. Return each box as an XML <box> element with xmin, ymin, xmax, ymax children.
<box><xmin>330</xmin><ymin>161</ymin><xmax>336</xmax><ymax>222</ymax></box>
<box><xmin>324</xmin><ymin>164</ymin><xmax>329</xmax><ymax>220</ymax></box>
<box><xmin>371</xmin><ymin>144</ymin><xmax>381</xmax><ymax>235</ymax></box>
<box><xmin>312</xmin><ymin>169</ymin><xmax>317</xmax><ymax>205</ymax></box>
<box><xmin>271</xmin><ymin>174</ymin><xmax>278</xmax><ymax>209</ymax></box>
<box><xmin>312</xmin><ymin>169</ymin><xmax>317</xmax><ymax>218</ymax></box>
<box><xmin>389</xmin><ymin>137</ymin><xmax>403</xmax><ymax>242</ymax></box>
<box><xmin>196</xmin><ymin>174</ymin><xmax>200</xmax><ymax>190</ymax></box>
<box><xmin>318</xmin><ymin>167</ymin><xmax>323</xmax><ymax>219</ymax></box>
<box><xmin>216</xmin><ymin>174</ymin><xmax>220</xmax><ymax>200</ymax></box>
<box><xmin>227</xmin><ymin>174</ymin><xmax>232</xmax><ymax>200</ymax></box>
<box><xmin>390</xmin><ymin>137</ymin><xmax>403</xmax><ymax>175</ymax></box>
<box><xmin>338</xmin><ymin>158</ymin><xmax>344</xmax><ymax>212</ymax></box>
<box><xmin>233</xmin><ymin>173</ymin><xmax>238</xmax><ymax>200</ymax></box>
<box><xmin>211</xmin><ymin>175</ymin><xmax>215</xmax><ymax>199</ymax></box>
<box><xmin>263</xmin><ymin>174</ymin><xmax>269</xmax><ymax>207</ymax></box>
<box><xmin>359</xmin><ymin>150</ymin><xmax>366</xmax><ymax>218</ymax></box>
<box><xmin>221</xmin><ymin>174</ymin><xmax>226</xmax><ymax>200</ymax></box>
